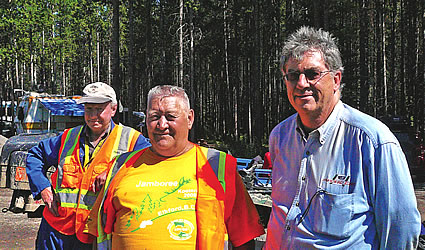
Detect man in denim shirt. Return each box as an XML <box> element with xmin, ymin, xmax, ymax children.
<box><xmin>264</xmin><ymin>26</ymin><xmax>421</xmax><ymax>249</ymax></box>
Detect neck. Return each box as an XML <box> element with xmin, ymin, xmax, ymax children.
<box><xmin>151</xmin><ymin>142</ymin><xmax>194</xmax><ymax>158</ymax></box>
<box><xmin>88</xmin><ymin>126</ymin><xmax>109</xmax><ymax>144</ymax></box>
<box><xmin>299</xmin><ymin>100</ymin><xmax>339</xmax><ymax>133</ymax></box>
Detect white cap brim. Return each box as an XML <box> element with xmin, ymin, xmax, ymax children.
<box><xmin>76</xmin><ymin>96</ymin><xmax>112</xmax><ymax>104</ymax></box>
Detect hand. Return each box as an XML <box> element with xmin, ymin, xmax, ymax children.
<box><xmin>91</xmin><ymin>170</ymin><xmax>107</xmax><ymax>192</ymax></box>
<box><xmin>40</xmin><ymin>186</ymin><xmax>59</xmax><ymax>217</ymax></box>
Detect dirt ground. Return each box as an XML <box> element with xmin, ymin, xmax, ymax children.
<box><xmin>1</xmin><ymin>179</ymin><xmax>425</xmax><ymax>249</ymax></box>
<box><xmin>0</xmin><ymin>189</ymin><xmax>41</xmax><ymax>249</ymax></box>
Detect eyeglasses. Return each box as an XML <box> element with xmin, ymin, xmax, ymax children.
<box><xmin>284</xmin><ymin>69</ymin><xmax>332</xmax><ymax>84</ymax></box>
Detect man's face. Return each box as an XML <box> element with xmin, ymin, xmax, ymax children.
<box><xmin>284</xmin><ymin>50</ymin><xmax>341</xmax><ymax>120</ymax></box>
<box><xmin>84</xmin><ymin>102</ymin><xmax>117</xmax><ymax>135</ymax></box>
<box><xmin>146</xmin><ymin>96</ymin><xmax>194</xmax><ymax>157</ymax></box>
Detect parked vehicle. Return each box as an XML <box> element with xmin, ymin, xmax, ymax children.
<box><xmin>0</xmin><ymin>91</ymin><xmax>84</xmax><ymax>216</ymax></box>
<box><xmin>0</xmin><ymin>100</ymin><xmax>15</xmax><ymax>138</ymax></box>
<box><xmin>381</xmin><ymin>116</ymin><xmax>425</xmax><ymax>179</ymax></box>
<box><xmin>237</xmin><ymin>156</ymin><xmax>272</xmax><ymax>227</ymax></box>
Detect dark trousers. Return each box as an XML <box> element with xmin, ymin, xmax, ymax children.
<box><xmin>36</xmin><ymin>217</ymin><xmax>92</xmax><ymax>250</ymax></box>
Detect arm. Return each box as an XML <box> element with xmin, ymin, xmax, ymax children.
<box><xmin>374</xmin><ymin>142</ymin><xmax>421</xmax><ymax>249</ymax></box>
<box><xmin>91</xmin><ymin>170</ymin><xmax>108</xmax><ymax>192</ymax></box>
<box><xmin>85</xmin><ymin>184</ymin><xmax>106</xmax><ymax>236</ymax></box>
<box><xmin>26</xmin><ymin>135</ymin><xmax>62</xmax><ymax>199</ymax></box>
<box><xmin>86</xmin><ymin>156</ymin><xmax>120</xmax><ymax>237</ymax></box>
<box><xmin>40</xmin><ymin>186</ymin><xmax>59</xmax><ymax>216</ymax></box>
<box><xmin>226</xmin><ymin>158</ymin><xmax>265</xmax><ymax>248</ymax></box>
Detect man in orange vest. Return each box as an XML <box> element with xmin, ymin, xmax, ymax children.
<box><xmin>26</xmin><ymin>82</ymin><xmax>151</xmax><ymax>249</ymax></box>
<box><xmin>86</xmin><ymin>85</ymin><xmax>265</xmax><ymax>249</ymax></box>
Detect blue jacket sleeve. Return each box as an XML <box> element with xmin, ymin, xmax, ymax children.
<box><xmin>133</xmin><ymin>134</ymin><xmax>151</xmax><ymax>151</ymax></box>
<box><xmin>373</xmin><ymin>142</ymin><xmax>421</xmax><ymax>249</ymax></box>
<box><xmin>26</xmin><ymin>134</ymin><xmax>62</xmax><ymax>199</ymax></box>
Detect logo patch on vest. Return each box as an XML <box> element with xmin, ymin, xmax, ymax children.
<box><xmin>167</xmin><ymin>219</ymin><xmax>194</xmax><ymax>240</ymax></box>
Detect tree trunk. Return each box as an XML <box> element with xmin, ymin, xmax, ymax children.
<box><xmin>359</xmin><ymin>0</ymin><xmax>369</xmax><ymax>113</ymax></box>
<box><xmin>111</xmin><ymin>0</ymin><xmax>120</xmax><ymax>123</ymax></box>
<box><xmin>189</xmin><ymin>3</ymin><xmax>195</xmax><ymax>142</ymax></box>
<box><xmin>417</xmin><ymin>0</ymin><xmax>425</xmax><ymax>135</ymax></box>
<box><xmin>128</xmin><ymin>0</ymin><xmax>135</xmax><ymax>128</ymax></box>
<box><xmin>179</xmin><ymin>0</ymin><xmax>184</xmax><ymax>87</ymax></box>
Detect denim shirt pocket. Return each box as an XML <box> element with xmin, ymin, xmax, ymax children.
<box><xmin>307</xmin><ymin>191</ymin><xmax>354</xmax><ymax>238</ymax></box>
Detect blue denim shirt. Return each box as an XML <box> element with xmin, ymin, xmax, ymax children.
<box><xmin>265</xmin><ymin>101</ymin><xmax>420</xmax><ymax>249</ymax></box>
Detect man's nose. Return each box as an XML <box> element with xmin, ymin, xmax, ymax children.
<box><xmin>295</xmin><ymin>73</ymin><xmax>310</xmax><ymax>89</ymax></box>
<box><xmin>157</xmin><ymin>116</ymin><xmax>169</xmax><ymax>129</ymax></box>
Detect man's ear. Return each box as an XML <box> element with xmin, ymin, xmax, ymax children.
<box><xmin>111</xmin><ymin>103</ymin><xmax>118</xmax><ymax>117</ymax></box>
<box><xmin>333</xmin><ymin>70</ymin><xmax>342</xmax><ymax>92</ymax></box>
<box><xmin>188</xmin><ymin>109</ymin><xmax>194</xmax><ymax>129</ymax></box>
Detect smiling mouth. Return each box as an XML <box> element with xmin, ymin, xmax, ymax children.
<box><xmin>295</xmin><ymin>94</ymin><xmax>312</xmax><ymax>99</ymax></box>
<box><xmin>154</xmin><ymin>132</ymin><xmax>171</xmax><ymax>137</ymax></box>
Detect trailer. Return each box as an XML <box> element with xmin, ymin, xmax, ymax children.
<box><xmin>0</xmin><ymin>91</ymin><xmax>84</xmax><ymax>216</ymax></box>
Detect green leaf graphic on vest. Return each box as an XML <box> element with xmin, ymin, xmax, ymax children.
<box><xmin>178</xmin><ymin>232</ymin><xmax>188</xmax><ymax>238</ymax></box>
<box><xmin>174</xmin><ymin>221</ymin><xmax>185</xmax><ymax>227</ymax></box>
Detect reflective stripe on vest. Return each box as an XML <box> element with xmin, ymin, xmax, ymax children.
<box><xmin>99</xmin><ymin>150</ymin><xmax>142</xmax><ymax>236</ymax></box>
<box><xmin>207</xmin><ymin>148</ymin><xmax>227</xmax><ymax>192</ymax></box>
<box><xmin>111</xmin><ymin>126</ymin><xmax>137</xmax><ymax>159</ymax></box>
<box><xmin>57</xmin><ymin>188</ymin><xmax>79</xmax><ymax>208</ymax></box>
<box><xmin>96</xmin><ymin>149</ymin><xmax>146</xmax><ymax>249</ymax></box>
<box><xmin>56</xmin><ymin>126</ymin><xmax>83</xmax><ymax>189</ymax></box>
<box><xmin>206</xmin><ymin>148</ymin><xmax>228</xmax><ymax>249</ymax></box>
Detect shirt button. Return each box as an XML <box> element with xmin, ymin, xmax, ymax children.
<box><xmin>306</xmin><ymin>151</ymin><xmax>310</xmax><ymax>155</ymax></box>
<box><xmin>286</xmin><ymin>225</ymin><xmax>291</xmax><ymax>230</ymax></box>
<box><xmin>296</xmin><ymin>202</ymin><xmax>299</xmax><ymax>206</ymax></box>
<box><xmin>302</xmin><ymin>176</ymin><xmax>306</xmax><ymax>181</ymax></box>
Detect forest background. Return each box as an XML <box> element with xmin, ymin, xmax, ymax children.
<box><xmin>0</xmin><ymin>0</ymin><xmax>424</xmax><ymax>158</ymax></box>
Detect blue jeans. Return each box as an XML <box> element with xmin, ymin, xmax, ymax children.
<box><xmin>36</xmin><ymin>217</ymin><xmax>92</xmax><ymax>250</ymax></box>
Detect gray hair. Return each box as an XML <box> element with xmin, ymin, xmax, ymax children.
<box><xmin>280</xmin><ymin>26</ymin><xmax>344</xmax><ymax>74</ymax></box>
<box><xmin>147</xmin><ymin>85</ymin><xmax>191</xmax><ymax>110</ymax></box>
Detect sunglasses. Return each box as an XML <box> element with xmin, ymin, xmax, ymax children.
<box><xmin>284</xmin><ymin>69</ymin><xmax>332</xmax><ymax>84</ymax></box>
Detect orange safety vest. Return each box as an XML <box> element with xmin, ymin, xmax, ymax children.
<box><xmin>92</xmin><ymin>145</ymin><xmax>234</xmax><ymax>249</ymax></box>
<box><xmin>44</xmin><ymin>124</ymin><xmax>140</xmax><ymax>243</ymax></box>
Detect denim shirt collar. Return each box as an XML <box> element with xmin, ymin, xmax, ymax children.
<box><xmin>296</xmin><ymin>100</ymin><xmax>343</xmax><ymax>145</ymax></box>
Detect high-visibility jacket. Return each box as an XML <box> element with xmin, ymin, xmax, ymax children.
<box><xmin>44</xmin><ymin>124</ymin><xmax>141</xmax><ymax>243</ymax></box>
<box><xmin>90</xmin><ymin>145</ymin><xmax>239</xmax><ymax>249</ymax></box>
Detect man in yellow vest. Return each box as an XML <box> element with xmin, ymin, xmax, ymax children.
<box><xmin>86</xmin><ymin>85</ymin><xmax>265</xmax><ymax>249</ymax></box>
<box><xmin>26</xmin><ymin>82</ymin><xmax>151</xmax><ymax>249</ymax></box>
